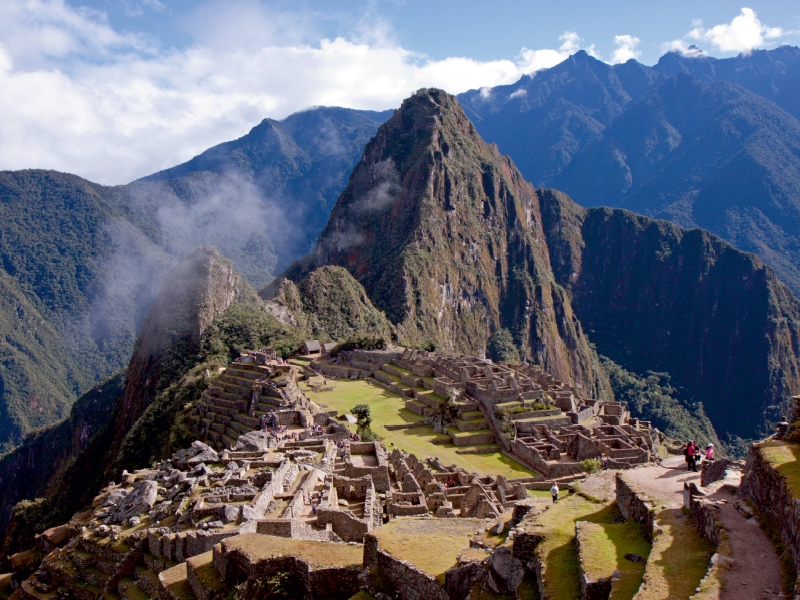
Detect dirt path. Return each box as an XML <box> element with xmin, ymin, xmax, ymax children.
<box><xmin>624</xmin><ymin>459</ymin><xmax>784</xmax><ymax>599</ymax></box>
<box><xmin>706</xmin><ymin>487</ymin><xmax>784</xmax><ymax>599</ymax></box>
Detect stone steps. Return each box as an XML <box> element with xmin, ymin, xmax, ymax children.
<box><xmin>446</xmin><ymin>428</ymin><xmax>496</xmax><ymax>447</ymax></box>
<box><xmin>134</xmin><ymin>566</ymin><xmax>160</xmax><ymax>599</ymax></box>
<box><xmin>158</xmin><ymin>563</ymin><xmax>196</xmax><ymax>600</ymax></box>
<box><xmin>232</xmin><ymin>413</ymin><xmax>260</xmax><ymax>428</ymax></box>
<box><xmin>453</xmin><ymin>418</ymin><xmax>490</xmax><ymax>432</ymax></box>
<box><xmin>185</xmin><ymin>552</ymin><xmax>225</xmax><ymax>600</ymax></box>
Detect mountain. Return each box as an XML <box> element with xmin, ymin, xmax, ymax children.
<box><xmin>0</xmin><ymin>107</ymin><xmax>389</xmax><ymax>449</ymax></box>
<box><xmin>551</xmin><ymin>74</ymin><xmax>800</xmax><ymax>293</ymax></box>
<box><xmin>539</xmin><ymin>190</ymin><xmax>800</xmax><ymax>438</ymax></box>
<box><xmin>281</xmin><ymin>89</ymin><xmax>609</xmax><ymax>399</ymax></box>
<box><xmin>278</xmin><ymin>88</ymin><xmax>800</xmax><ymax>440</ymax></box>
<box><xmin>458</xmin><ymin>46</ymin><xmax>800</xmax><ymax>296</ymax></box>
<box><xmin>654</xmin><ymin>45</ymin><xmax>800</xmax><ymax>121</ymax></box>
<box><xmin>140</xmin><ymin>107</ymin><xmax>393</xmax><ymax>269</ymax></box>
<box><xmin>458</xmin><ymin>50</ymin><xmax>665</xmax><ymax>187</ymax></box>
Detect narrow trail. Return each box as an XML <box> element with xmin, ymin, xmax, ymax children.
<box><xmin>626</xmin><ymin>459</ymin><xmax>784</xmax><ymax>600</ymax></box>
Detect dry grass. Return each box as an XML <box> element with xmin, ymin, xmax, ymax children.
<box><xmin>371</xmin><ymin>517</ymin><xmax>484</xmax><ymax>582</ymax></box>
<box><xmin>224</xmin><ymin>533</ymin><xmax>363</xmax><ymax>568</ymax></box>
<box><xmin>634</xmin><ymin>509</ymin><xmax>715</xmax><ymax>600</ymax></box>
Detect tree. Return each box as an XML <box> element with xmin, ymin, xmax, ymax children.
<box><xmin>351</xmin><ymin>404</ymin><xmax>372</xmax><ymax>435</ymax></box>
<box><xmin>487</xmin><ymin>328</ymin><xmax>519</xmax><ymax>363</ymax></box>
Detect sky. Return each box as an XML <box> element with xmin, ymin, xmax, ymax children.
<box><xmin>0</xmin><ymin>1</ymin><xmax>798</xmax><ymax>185</ymax></box>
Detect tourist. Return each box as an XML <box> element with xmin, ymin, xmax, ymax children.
<box><xmin>685</xmin><ymin>441</ymin><xmax>697</xmax><ymax>472</ymax></box>
<box><xmin>550</xmin><ymin>482</ymin><xmax>559</xmax><ymax>503</ymax></box>
<box><xmin>777</xmin><ymin>416</ymin><xmax>790</xmax><ymax>440</ymax></box>
<box><xmin>312</xmin><ymin>502</ymin><xmax>317</xmax><ymax>515</ymax></box>
<box><xmin>705</xmin><ymin>443</ymin><xmax>715</xmax><ymax>461</ymax></box>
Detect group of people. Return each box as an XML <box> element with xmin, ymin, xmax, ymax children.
<box><xmin>684</xmin><ymin>440</ymin><xmax>714</xmax><ymax>472</ymax></box>
<box><xmin>302</xmin><ymin>489</ymin><xmax>325</xmax><ymax>515</ymax></box>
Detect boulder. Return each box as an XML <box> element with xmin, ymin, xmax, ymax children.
<box><xmin>220</xmin><ymin>504</ymin><xmax>239</xmax><ymax>523</ymax></box>
<box><xmin>486</xmin><ymin>546</ymin><xmax>524</xmax><ymax>595</ymax></box>
<box><xmin>109</xmin><ymin>480</ymin><xmax>158</xmax><ymax>524</ymax></box>
<box><xmin>235</xmin><ymin>431</ymin><xmax>269</xmax><ymax>452</ymax></box>
<box><xmin>104</xmin><ymin>488</ymin><xmax>128</xmax><ymax>507</ymax></box>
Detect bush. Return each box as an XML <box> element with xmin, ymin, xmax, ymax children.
<box><xmin>487</xmin><ymin>328</ymin><xmax>519</xmax><ymax>363</ymax></box>
<box><xmin>581</xmin><ymin>458</ymin><xmax>602</xmax><ymax>474</ymax></box>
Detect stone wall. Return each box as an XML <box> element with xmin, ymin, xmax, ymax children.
<box><xmin>363</xmin><ymin>534</ymin><xmax>450</xmax><ymax>600</ymax></box>
<box><xmin>215</xmin><ymin>538</ymin><xmax>360</xmax><ymax>600</ymax></box>
<box><xmin>739</xmin><ymin>442</ymin><xmax>800</xmax><ymax>584</ymax></box>
<box><xmin>700</xmin><ymin>458</ymin><xmax>743</xmax><ymax>487</ymax></box>
<box><xmin>615</xmin><ymin>473</ymin><xmax>655</xmax><ymax>542</ymax></box>
<box><xmin>316</xmin><ymin>509</ymin><xmax>369</xmax><ymax>542</ymax></box>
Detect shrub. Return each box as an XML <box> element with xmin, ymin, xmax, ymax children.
<box><xmin>581</xmin><ymin>458</ymin><xmax>602</xmax><ymax>474</ymax></box>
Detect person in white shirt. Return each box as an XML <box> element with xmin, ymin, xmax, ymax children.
<box><xmin>550</xmin><ymin>483</ymin><xmax>559</xmax><ymax>503</ymax></box>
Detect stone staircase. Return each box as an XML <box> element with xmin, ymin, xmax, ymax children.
<box><xmin>192</xmin><ymin>362</ymin><xmax>296</xmax><ymax>450</ymax></box>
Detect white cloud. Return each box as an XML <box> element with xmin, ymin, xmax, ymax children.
<box><xmin>664</xmin><ymin>7</ymin><xmax>786</xmax><ymax>56</ymax></box>
<box><xmin>509</xmin><ymin>88</ymin><xmax>527</xmax><ymax>100</ymax></box>
<box><xmin>517</xmin><ymin>31</ymin><xmax>591</xmax><ymax>73</ymax></box>
<box><xmin>610</xmin><ymin>34</ymin><xmax>641</xmax><ymax>64</ymax></box>
<box><xmin>0</xmin><ymin>1</ymin><xmax>590</xmax><ymax>184</ymax></box>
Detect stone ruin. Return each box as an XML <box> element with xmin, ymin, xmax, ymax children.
<box><xmin>11</xmin><ymin>424</ymin><xmax>542</xmax><ymax>600</ymax></box>
<box><xmin>190</xmin><ymin>348</ymin><xmax>348</xmax><ymax>450</ymax></box>
<box><xmin>316</xmin><ymin>347</ymin><xmax>657</xmax><ymax>479</ymax></box>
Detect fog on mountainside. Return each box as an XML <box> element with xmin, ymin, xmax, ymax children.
<box><xmin>0</xmin><ymin>108</ymin><xmax>389</xmax><ymax>449</ymax></box>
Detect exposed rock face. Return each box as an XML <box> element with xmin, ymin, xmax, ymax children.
<box><xmin>539</xmin><ymin>190</ymin><xmax>800</xmax><ymax>437</ymax></box>
<box><xmin>287</xmin><ymin>89</ymin><xmax>607</xmax><ymax>397</ymax></box>
<box><xmin>262</xmin><ymin>265</ymin><xmax>395</xmax><ymax>342</ymax></box>
<box><xmin>108</xmin><ymin>480</ymin><xmax>157</xmax><ymax>524</ymax></box>
<box><xmin>109</xmin><ymin>246</ymin><xmax>259</xmax><ymax>466</ymax></box>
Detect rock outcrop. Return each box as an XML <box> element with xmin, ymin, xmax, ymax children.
<box><xmin>109</xmin><ymin>246</ymin><xmax>259</xmax><ymax>458</ymax></box>
<box><xmin>262</xmin><ymin>265</ymin><xmax>395</xmax><ymax>342</ymax></box>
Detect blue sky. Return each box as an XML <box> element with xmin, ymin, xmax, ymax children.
<box><xmin>0</xmin><ymin>1</ymin><xmax>797</xmax><ymax>183</ymax></box>
<box><xmin>72</xmin><ymin>0</ymin><xmax>800</xmax><ymax>65</ymax></box>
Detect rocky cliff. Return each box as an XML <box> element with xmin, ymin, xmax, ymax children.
<box><xmin>262</xmin><ymin>266</ymin><xmax>395</xmax><ymax>342</ymax></box>
<box><xmin>285</xmin><ymin>89</ymin><xmax>607</xmax><ymax>398</ymax></box>
<box><xmin>108</xmin><ymin>247</ymin><xmax>259</xmax><ymax>462</ymax></box>
<box><xmin>539</xmin><ymin>189</ymin><xmax>800</xmax><ymax>438</ymax></box>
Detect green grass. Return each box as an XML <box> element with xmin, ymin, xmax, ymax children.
<box><xmin>760</xmin><ymin>441</ymin><xmax>800</xmax><ymax>499</ymax></box>
<box><xmin>577</xmin><ymin>520</ymin><xmax>650</xmax><ymax>600</ymax></box>
<box><xmin>634</xmin><ymin>509</ymin><xmax>715</xmax><ymax>600</ymax></box>
<box><xmin>534</xmin><ymin>495</ymin><xmax>626</xmax><ymax>600</ymax></box>
<box><xmin>302</xmin><ymin>378</ymin><xmax>533</xmax><ymax>478</ymax></box>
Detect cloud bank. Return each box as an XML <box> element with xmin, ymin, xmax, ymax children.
<box><xmin>664</xmin><ymin>7</ymin><xmax>787</xmax><ymax>56</ymax></box>
<box><xmin>0</xmin><ymin>0</ymin><xmax>595</xmax><ymax>185</ymax></box>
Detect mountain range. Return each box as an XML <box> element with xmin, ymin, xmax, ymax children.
<box><xmin>459</xmin><ymin>45</ymin><xmax>800</xmax><ymax>294</ymax></box>
<box><xmin>2</xmin><ymin>81</ymin><xmax>800</xmax><ymax>553</ymax></box>
<box><xmin>2</xmin><ymin>46</ymin><xmax>800</xmax><ymax>456</ymax></box>
<box><xmin>0</xmin><ymin>108</ymin><xmax>389</xmax><ymax>447</ymax></box>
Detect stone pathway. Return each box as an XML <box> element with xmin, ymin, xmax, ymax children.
<box><xmin>626</xmin><ymin>459</ymin><xmax>784</xmax><ymax>599</ymax></box>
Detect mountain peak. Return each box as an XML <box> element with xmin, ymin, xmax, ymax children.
<box><xmin>284</xmin><ymin>90</ymin><xmax>606</xmax><ymax>396</ymax></box>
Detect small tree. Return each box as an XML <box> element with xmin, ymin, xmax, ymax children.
<box><xmin>487</xmin><ymin>328</ymin><xmax>519</xmax><ymax>363</ymax></box>
<box><xmin>351</xmin><ymin>404</ymin><xmax>380</xmax><ymax>440</ymax></box>
<box><xmin>580</xmin><ymin>458</ymin><xmax>602</xmax><ymax>474</ymax></box>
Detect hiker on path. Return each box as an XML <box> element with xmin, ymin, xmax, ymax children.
<box><xmin>550</xmin><ymin>483</ymin><xmax>559</xmax><ymax>503</ymax></box>
<box><xmin>705</xmin><ymin>443</ymin><xmax>715</xmax><ymax>461</ymax></box>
